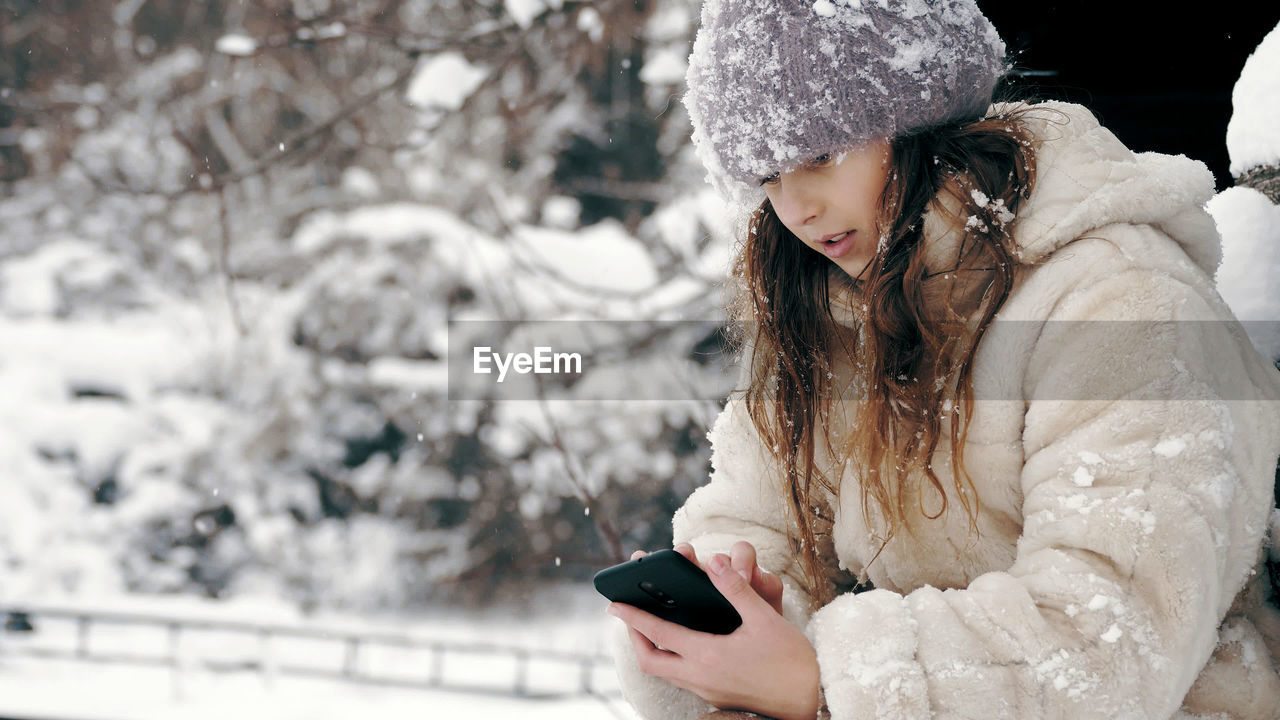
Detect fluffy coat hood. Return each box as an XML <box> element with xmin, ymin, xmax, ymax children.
<box><xmin>832</xmin><ymin>100</ymin><xmax>1226</xmax><ymax>324</ymax></box>
<box><xmin>917</xmin><ymin>100</ymin><xmax>1222</xmax><ymax>277</ymax></box>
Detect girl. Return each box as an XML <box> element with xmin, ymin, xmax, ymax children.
<box><xmin>605</xmin><ymin>1</ymin><xmax>1280</xmax><ymax>719</ymax></box>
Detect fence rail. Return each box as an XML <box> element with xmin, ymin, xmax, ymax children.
<box><xmin>0</xmin><ymin>603</ymin><xmax>621</xmax><ymax>701</ymax></box>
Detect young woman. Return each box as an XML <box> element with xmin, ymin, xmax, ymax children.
<box><xmin>605</xmin><ymin>2</ymin><xmax>1280</xmax><ymax>720</ymax></box>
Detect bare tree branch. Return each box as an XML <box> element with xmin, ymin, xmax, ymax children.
<box><xmin>217</xmin><ymin>186</ymin><xmax>248</xmax><ymax>336</ymax></box>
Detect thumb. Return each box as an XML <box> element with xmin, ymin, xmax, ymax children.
<box><xmin>707</xmin><ymin>553</ymin><xmax>771</xmax><ymax>619</ymax></box>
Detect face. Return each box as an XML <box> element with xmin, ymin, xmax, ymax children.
<box><xmin>760</xmin><ymin>138</ymin><xmax>892</xmax><ymax>282</ymax></box>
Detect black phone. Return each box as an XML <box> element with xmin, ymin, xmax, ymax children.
<box><xmin>593</xmin><ymin>549</ymin><xmax>742</xmax><ymax>634</ymax></box>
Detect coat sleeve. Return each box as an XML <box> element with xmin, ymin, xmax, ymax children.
<box><xmin>802</xmin><ymin>267</ymin><xmax>1280</xmax><ymax>720</ymax></box>
<box><xmin>610</xmin><ymin>388</ymin><xmax>842</xmax><ymax>720</ymax></box>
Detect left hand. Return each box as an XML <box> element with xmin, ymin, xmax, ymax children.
<box><xmin>608</xmin><ymin>550</ymin><xmax>821</xmax><ymax>720</ymax></box>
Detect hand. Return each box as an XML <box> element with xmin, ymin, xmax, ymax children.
<box><xmin>610</xmin><ymin>544</ymin><xmax>821</xmax><ymax>720</ymax></box>
<box><xmin>631</xmin><ymin>541</ymin><xmax>785</xmax><ymax>616</ymax></box>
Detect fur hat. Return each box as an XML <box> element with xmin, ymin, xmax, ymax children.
<box><xmin>684</xmin><ymin>0</ymin><xmax>1009</xmax><ymax>204</ymax></box>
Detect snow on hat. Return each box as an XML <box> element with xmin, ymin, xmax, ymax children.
<box><xmin>684</xmin><ymin>0</ymin><xmax>1009</xmax><ymax>203</ymax></box>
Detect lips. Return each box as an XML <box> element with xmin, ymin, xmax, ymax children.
<box><xmin>817</xmin><ymin>230</ymin><xmax>853</xmax><ymax>244</ymax></box>
<box><xmin>819</xmin><ymin>229</ymin><xmax>856</xmax><ymax>259</ymax></box>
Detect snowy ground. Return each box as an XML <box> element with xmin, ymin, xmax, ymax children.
<box><xmin>0</xmin><ymin>584</ymin><xmax>641</xmax><ymax>720</ymax></box>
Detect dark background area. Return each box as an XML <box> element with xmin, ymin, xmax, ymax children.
<box><xmin>980</xmin><ymin>1</ymin><xmax>1280</xmax><ymax>191</ymax></box>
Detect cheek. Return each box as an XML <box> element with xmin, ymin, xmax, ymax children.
<box><xmin>859</xmin><ymin>186</ymin><xmax>883</xmax><ymax>220</ymax></box>
<box><xmin>855</xmin><ymin>170</ymin><xmax>888</xmax><ymax>219</ymax></box>
<box><xmin>840</xmin><ymin>180</ymin><xmax>881</xmax><ymax>222</ymax></box>
<box><xmin>833</xmin><ymin>162</ymin><xmax>886</xmax><ymax>217</ymax></box>
<box><xmin>766</xmin><ymin>198</ymin><xmax>805</xmax><ymax>239</ymax></box>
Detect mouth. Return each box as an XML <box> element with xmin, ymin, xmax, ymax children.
<box><xmin>816</xmin><ymin>229</ymin><xmax>856</xmax><ymax>258</ymax></box>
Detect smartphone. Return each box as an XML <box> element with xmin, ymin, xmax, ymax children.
<box><xmin>594</xmin><ymin>549</ymin><xmax>742</xmax><ymax>634</ymax></box>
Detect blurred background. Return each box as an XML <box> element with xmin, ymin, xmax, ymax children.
<box><xmin>0</xmin><ymin>1</ymin><xmax>1276</xmax><ymax>718</ymax></box>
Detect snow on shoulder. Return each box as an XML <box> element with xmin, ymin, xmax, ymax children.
<box><xmin>1209</xmin><ymin>186</ymin><xmax>1280</xmax><ymax>360</ymax></box>
<box><xmin>1227</xmin><ymin>21</ymin><xmax>1280</xmax><ymax>176</ymax></box>
<box><xmin>1210</xmin><ymin>19</ymin><xmax>1280</xmax><ymax>361</ymax></box>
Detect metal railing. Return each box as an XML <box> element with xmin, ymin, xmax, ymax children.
<box><xmin>0</xmin><ymin>603</ymin><xmax>621</xmax><ymax>701</ymax></box>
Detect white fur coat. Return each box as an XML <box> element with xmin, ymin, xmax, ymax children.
<box><xmin>610</xmin><ymin>101</ymin><xmax>1280</xmax><ymax>720</ymax></box>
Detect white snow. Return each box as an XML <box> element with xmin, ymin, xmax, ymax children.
<box><xmin>516</xmin><ymin>221</ymin><xmax>658</xmax><ymax>294</ymax></box>
<box><xmin>291</xmin><ymin>0</ymin><xmax>331</xmax><ymax>21</ymax></box>
<box><xmin>1152</xmin><ymin>437</ymin><xmax>1187</xmax><ymax>458</ymax></box>
<box><xmin>505</xmin><ymin>0</ymin><xmax>548</xmax><ymax>29</ymax></box>
<box><xmin>1031</xmin><ymin>648</ymin><xmax>1098</xmax><ymax>700</ymax></box>
<box><xmin>365</xmin><ymin>358</ymin><xmax>448</xmax><ymax>392</ymax></box>
<box><xmin>1209</xmin><ymin>186</ymin><xmax>1280</xmax><ymax>361</ymax></box>
<box><xmin>1100</xmin><ymin>624</ymin><xmax>1123</xmax><ymax>643</ymax></box>
<box><xmin>1071</xmin><ymin>466</ymin><xmax>1095</xmax><ymax>488</ymax></box>
<box><xmin>1212</xmin><ymin>22</ymin><xmax>1280</xmax><ymax>362</ymax></box>
<box><xmin>292</xmin><ymin>203</ymin><xmax>478</xmax><ymax>253</ymax></box>
<box><xmin>340</xmin><ymin>167</ymin><xmax>380</xmax><ymax>199</ymax></box>
<box><xmin>1077</xmin><ymin>451</ymin><xmax>1103</xmax><ymax>465</ymax></box>
<box><xmin>541</xmin><ymin>196</ymin><xmax>581</xmax><ymax>229</ymax></box>
<box><xmin>1226</xmin><ymin>22</ymin><xmax>1280</xmax><ymax>175</ymax></box>
<box><xmin>314</xmin><ymin>22</ymin><xmax>346</xmax><ymax>40</ymax></box>
<box><xmin>214</xmin><ymin>34</ymin><xmax>257</xmax><ymax>57</ymax></box>
<box><xmin>0</xmin><ymin>239</ymin><xmax>98</xmax><ymax>314</ymax></box>
<box><xmin>577</xmin><ymin>7</ymin><xmax>603</xmax><ymax>43</ymax></box>
<box><xmin>644</xmin><ymin>3</ymin><xmax>694</xmax><ymax>42</ymax></box>
<box><xmin>640</xmin><ymin>45</ymin><xmax>689</xmax><ymax>86</ymax></box>
<box><xmin>405</xmin><ymin>52</ymin><xmax>488</xmax><ymax>111</ymax></box>
<box><xmin>0</xmin><ymin>308</ymin><xmax>215</xmax><ymax>401</ymax></box>
<box><xmin>1119</xmin><ymin>505</ymin><xmax>1157</xmax><ymax>535</ymax></box>
<box><xmin>1061</xmin><ymin>494</ymin><xmax>1099</xmax><ymax>515</ymax></box>
<box><xmin>887</xmin><ymin>39</ymin><xmax>930</xmax><ymax>74</ymax></box>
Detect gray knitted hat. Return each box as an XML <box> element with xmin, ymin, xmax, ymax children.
<box><xmin>684</xmin><ymin>0</ymin><xmax>1009</xmax><ymax>203</ymax></box>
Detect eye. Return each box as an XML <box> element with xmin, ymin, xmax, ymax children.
<box><xmin>758</xmin><ymin>172</ymin><xmax>780</xmax><ymax>187</ymax></box>
<box><xmin>810</xmin><ymin>153</ymin><xmax>832</xmax><ymax>166</ymax></box>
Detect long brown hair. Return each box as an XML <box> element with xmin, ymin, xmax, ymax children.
<box><xmin>725</xmin><ymin>102</ymin><xmax>1043</xmax><ymax>608</ymax></box>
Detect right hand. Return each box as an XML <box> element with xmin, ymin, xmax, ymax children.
<box><xmin>631</xmin><ymin>540</ymin><xmax>785</xmax><ymax>616</ymax></box>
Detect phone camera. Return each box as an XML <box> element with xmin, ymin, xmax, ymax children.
<box><xmin>639</xmin><ymin>581</ymin><xmax>678</xmax><ymax>607</ymax></box>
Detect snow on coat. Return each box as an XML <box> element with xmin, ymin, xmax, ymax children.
<box><xmin>1210</xmin><ymin>20</ymin><xmax>1280</xmax><ymax>362</ymax></box>
<box><xmin>609</xmin><ymin>100</ymin><xmax>1280</xmax><ymax>720</ymax></box>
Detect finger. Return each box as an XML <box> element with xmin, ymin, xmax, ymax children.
<box><xmin>707</xmin><ymin>553</ymin><xmax>773</xmax><ymax>621</ymax></box>
<box><xmin>625</xmin><ymin>626</ymin><xmax>683</xmax><ymax>679</ymax></box>
<box><xmin>673</xmin><ymin>543</ymin><xmax>703</xmax><ymax>569</ymax></box>
<box><xmin>630</xmin><ymin>549</ymin><xmax>648</xmax><ymax>561</ymax></box>
<box><xmin>752</xmin><ymin>565</ymin><xmax>786</xmax><ymax>614</ymax></box>
<box><xmin>626</xmin><ymin>624</ymin><xmax>655</xmax><ymax>652</ymax></box>
<box><xmin>754</xmin><ymin>565</ymin><xmax>784</xmax><ymax>598</ymax></box>
<box><xmin>729</xmin><ymin>540</ymin><xmax>757</xmax><ymax>581</ymax></box>
<box><xmin>607</xmin><ymin>602</ymin><xmax>701</xmax><ymax>655</ymax></box>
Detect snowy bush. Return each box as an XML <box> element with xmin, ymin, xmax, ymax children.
<box><xmin>0</xmin><ymin>0</ymin><xmax>733</xmax><ymax>612</ymax></box>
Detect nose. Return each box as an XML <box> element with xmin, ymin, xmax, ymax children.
<box><xmin>771</xmin><ymin>175</ymin><xmax>821</xmax><ymax>229</ymax></box>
